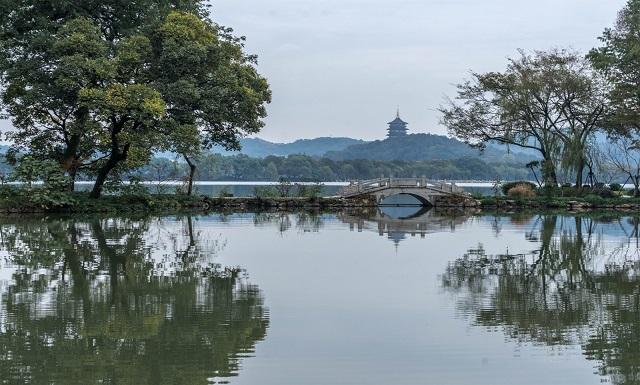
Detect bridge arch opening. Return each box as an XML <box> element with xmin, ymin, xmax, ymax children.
<box><xmin>379</xmin><ymin>205</ymin><xmax>432</xmax><ymax>220</ymax></box>
<box><xmin>379</xmin><ymin>193</ymin><xmax>433</xmax><ymax>207</ymax></box>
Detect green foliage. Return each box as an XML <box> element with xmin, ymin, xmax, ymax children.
<box><xmin>0</xmin><ymin>1</ymin><xmax>270</xmax><ymax>198</ymax></box>
<box><xmin>589</xmin><ymin>0</ymin><xmax>640</xmax><ymax>135</ymax></box>
<box><xmin>295</xmin><ymin>183</ymin><xmax>323</xmax><ymax>198</ymax></box>
<box><xmin>584</xmin><ymin>194</ymin><xmax>606</xmax><ymax>205</ymax></box>
<box><xmin>217</xmin><ymin>187</ymin><xmax>233</xmax><ymax>198</ymax></box>
<box><xmin>253</xmin><ymin>186</ymin><xmax>278</xmax><ymax>198</ymax></box>
<box><xmin>104</xmin><ymin>177</ymin><xmax>151</xmax><ymax>202</ymax></box>
<box><xmin>134</xmin><ymin>154</ymin><xmax>534</xmax><ymax>182</ymax></box>
<box><xmin>441</xmin><ymin>49</ymin><xmax>607</xmax><ymax>187</ymax></box>
<box><xmin>275</xmin><ymin>178</ymin><xmax>293</xmax><ymax>197</ymax></box>
<box><xmin>609</xmin><ymin>183</ymin><xmax>623</xmax><ymax>192</ymax></box>
<box><xmin>11</xmin><ymin>157</ymin><xmax>76</xmax><ymax>209</ymax></box>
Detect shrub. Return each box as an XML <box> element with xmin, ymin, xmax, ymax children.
<box><xmin>624</xmin><ymin>188</ymin><xmax>639</xmax><ymax>197</ymax></box>
<box><xmin>592</xmin><ymin>186</ymin><xmax>614</xmax><ymax>198</ymax></box>
<box><xmin>501</xmin><ymin>181</ymin><xmax>537</xmax><ymax>196</ymax></box>
<box><xmin>295</xmin><ymin>183</ymin><xmax>323</xmax><ymax>198</ymax></box>
<box><xmin>217</xmin><ymin>187</ymin><xmax>233</xmax><ymax>198</ymax></box>
<box><xmin>275</xmin><ymin>178</ymin><xmax>293</xmax><ymax>197</ymax></box>
<box><xmin>584</xmin><ymin>194</ymin><xmax>605</xmax><ymax>205</ymax></box>
<box><xmin>254</xmin><ymin>186</ymin><xmax>277</xmax><ymax>198</ymax></box>
<box><xmin>559</xmin><ymin>186</ymin><xmax>580</xmax><ymax>197</ymax></box>
<box><xmin>506</xmin><ymin>183</ymin><xmax>536</xmax><ymax>199</ymax></box>
<box><xmin>609</xmin><ymin>183</ymin><xmax>623</xmax><ymax>192</ymax></box>
<box><xmin>11</xmin><ymin>157</ymin><xmax>76</xmax><ymax>209</ymax></box>
<box><xmin>104</xmin><ymin>177</ymin><xmax>151</xmax><ymax>205</ymax></box>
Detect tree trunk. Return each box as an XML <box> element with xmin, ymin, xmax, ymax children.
<box><xmin>183</xmin><ymin>154</ymin><xmax>197</xmax><ymax>196</ymax></box>
<box><xmin>541</xmin><ymin>159</ymin><xmax>558</xmax><ymax>187</ymax></box>
<box><xmin>61</xmin><ymin>133</ymin><xmax>82</xmax><ymax>192</ymax></box>
<box><xmin>528</xmin><ymin>166</ymin><xmax>541</xmax><ymax>187</ymax></box>
<box><xmin>68</xmin><ymin>167</ymin><xmax>77</xmax><ymax>192</ymax></box>
<box><xmin>89</xmin><ymin>143</ymin><xmax>130</xmax><ymax>199</ymax></box>
<box><xmin>574</xmin><ymin>159</ymin><xmax>584</xmax><ymax>188</ymax></box>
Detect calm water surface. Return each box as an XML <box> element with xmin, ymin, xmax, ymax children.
<box><xmin>1</xmin><ymin>209</ymin><xmax>639</xmax><ymax>384</ymax></box>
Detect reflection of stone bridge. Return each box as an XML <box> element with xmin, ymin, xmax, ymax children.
<box><xmin>339</xmin><ymin>207</ymin><xmax>472</xmax><ymax>246</ymax></box>
<box><xmin>340</xmin><ymin>178</ymin><xmax>469</xmax><ymax>206</ymax></box>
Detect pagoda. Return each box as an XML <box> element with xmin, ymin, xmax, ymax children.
<box><xmin>387</xmin><ymin>108</ymin><xmax>408</xmax><ymax>138</ymax></box>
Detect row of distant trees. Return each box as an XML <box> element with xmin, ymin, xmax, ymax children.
<box><xmin>133</xmin><ymin>153</ymin><xmax>534</xmax><ymax>182</ymax></box>
<box><xmin>0</xmin><ymin>0</ymin><xmax>270</xmax><ymax>198</ymax></box>
<box><xmin>440</xmin><ymin>0</ymin><xmax>640</xmax><ymax>193</ymax></box>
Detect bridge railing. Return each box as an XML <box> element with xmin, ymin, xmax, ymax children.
<box><xmin>340</xmin><ymin>178</ymin><xmax>467</xmax><ymax>197</ymax></box>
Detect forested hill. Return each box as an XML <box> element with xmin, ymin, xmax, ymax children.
<box><xmin>213</xmin><ymin>137</ymin><xmax>366</xmax><ymax>158</ymax></box>
<box><xmin>207</xmin><ymin>134</ymin><xmax>538</xmax><ymax>164</ymax></box>
<box><xmin>325</xmin><ymin>134</ymin><xmax>537</xmax><ymax>163</ymax></box>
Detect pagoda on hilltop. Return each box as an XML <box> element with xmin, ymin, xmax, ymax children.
<box><xmin>387</xmin><ymin>108</ymin><xmax>408</xmax><ymax>138</ymax></box>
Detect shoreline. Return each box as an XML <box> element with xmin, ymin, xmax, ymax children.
<box><xmin>1</xmin><ymin>194</ymin><xmax>640</xmax><ymax>214</ymax></box>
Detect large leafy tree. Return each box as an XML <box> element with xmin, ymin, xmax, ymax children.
<box><xmin>0</xmin><ymin>0</ymin><xmax>270</xmax><ymax>198</ymax></box>
<box><xmin>0</xmin><ymin>0</ymin><xmax>202</xmax><ymax>188</ymax></box>
<box><xmin>440</xmin><ymin>50</ymin><xmax>606</xmax><ymax>187</ymax></box>
<box><xmin>589</xmin><ymin>0</ymin><xmax>640</xmax><ymax>135</ymax></box>
<box><xmin>151</xmin><ymin>12</ymin><xmax>271</xmax><ymax>195</ymax></box>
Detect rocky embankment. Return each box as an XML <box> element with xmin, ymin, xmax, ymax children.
<box><xmin>480</xmin><ymin>199</ymin><xmax>640</xmax><ymax>211</ymax></box>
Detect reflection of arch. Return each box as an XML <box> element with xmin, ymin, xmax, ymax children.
<box><xmin>379</xmin><ymin>193</ymin><xmax>433</xmax><ymax>207</ymax></box>
<box><xmin>379</xmin><ymin>205</ymin><xmax>431</xmax><ymax>220</ymax></box>
<box><xmin>338</xmin><ymin>208</ymin><xmax>471</xmax><ymax>247</ymax></box>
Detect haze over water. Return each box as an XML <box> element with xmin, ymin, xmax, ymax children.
<box><xmin>1</xmin><ymin>210</ymin><xmax>639</xmax><ymax>384</ymax></box>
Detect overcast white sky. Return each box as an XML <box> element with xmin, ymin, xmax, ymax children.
<box><xmin>0</xmin><ymin>0</ymin><xmax>628</xmax><ymax>143</ymax></box>
<box><xmin>209</xmin><ymin>0</ymin><xmax>627</xmax><ymax>142</ymax></box>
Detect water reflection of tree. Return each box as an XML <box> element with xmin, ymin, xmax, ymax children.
<box><xmin>253</xmin><ymin>211</ymin><xmax>323</xmax><ymax>233</ymax></box>
<box><xmin>442</xmin><ymin>215</ymin><xmax>640</xmax><ymax>385</ymax></box>
<box><xmin>0</xmin><ymin>216</ymin><xmax>269</xmax><ymax>385</ymax></box>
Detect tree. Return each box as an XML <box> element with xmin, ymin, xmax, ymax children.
<box><xmin>551</xmin><ymin>56</ymin><xmax>607</xmax><ymax>187</ymax></box>
<box><xmin>0</xmin><ymin>0</ymin><xmax>203</xmax><ymax>190</ymax></box>
<box><xmin>526</xmin><ymin>160</ymin><xmax>542</xmax><ymax>187</ymax></box>
<box><xmin>589</xmin><ymin>0</ymin><xmax>640</xmax><ymax>135</ymax></box>
<box><xmin>605</xmin><ymin>134</ymin><xmax>640</xmax><ymax>196</ymax></box>
<box><xmin>0</xmin><ymin>1</ymin><xmax>270</xmax><ymax>198</ymax></box>
<box><xmin>440</xmin><ymin>49</ymin><xmax>606</xmax><ymax>187</ymax></box>
<box><xmin>151</xmin><ymin>12</ymin><xmax>270</xmax><ymax>195</ymax></box>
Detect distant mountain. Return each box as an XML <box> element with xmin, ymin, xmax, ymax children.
<box><xmin>325</xmin><ymin>134</ymin><xmax>538</xmax><ymax>163</ymax></box>
<box><xmin>214</xmin><ymin>137</ymin><xmax>366</xmax><ymax>158</ymax></box>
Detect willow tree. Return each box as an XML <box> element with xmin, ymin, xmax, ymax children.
<box><xmin>440</xmin><ymin>49</ymin><xmax>606</xmax><ymax>187</ymax></box>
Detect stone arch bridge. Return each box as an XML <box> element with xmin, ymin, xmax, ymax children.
<box><xmin>340</xmin><ymin>178</ymin><xmax>471</xmax><ymax>206</ymax></box>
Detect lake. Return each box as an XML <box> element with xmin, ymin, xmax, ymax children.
<box><xmin>1</xmin><ymin>209</ymin><xmax>638</xmax><ymax>385</ymax></box>
<box><xmin>74</xmin><ymin>181</ymin><xmax>498</xmax><ymax>197</ymax></box>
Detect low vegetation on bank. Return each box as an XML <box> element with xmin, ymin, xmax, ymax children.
<box><xmin>477</xmin><ymin>181</ymin><xmax>640</xmax><ymax>211</ymax></box>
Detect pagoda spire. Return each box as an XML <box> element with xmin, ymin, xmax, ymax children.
<box><xmin>396</xmin><ymin>105</ymin><xmax>400</xmax><ymax>119</ymax></box>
